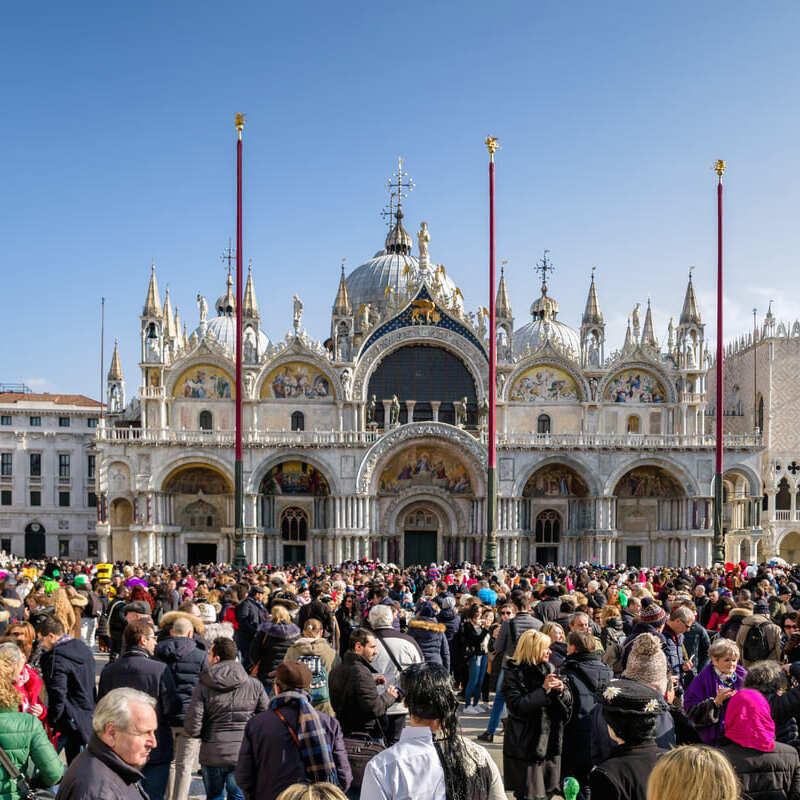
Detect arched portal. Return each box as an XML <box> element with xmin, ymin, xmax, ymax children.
<box><xmin>367</xmin><ymin>345</ymin><xmax>478</xmax><ymax>426</ymax></box>
<box><xmin>24</xmin><ymin>522</ymin><xmax>46</xmax><ymax>559</ymax></box>
<box><xmin>402</xmin><ymin>506</ymin><xmax>440</xmax><ymax>567</ymax></box>
<box><xmin>614</xmin><ymin>465</ymin><xmax>685</xmax><ymax>566</ymax></box>
<box><xmin>780</xmin><ymin>532</ymin><xmax>800</xmax><ymax>563</ymax></box>
<box><xmin>281</xmin><ymin>506</ymin><xmax>309</xmax><ymax>564</ymax></box>
<box><xmin>534</xmin><ymin>509</ymin><xmax>561</xmax><ymax>564</ymax></box>
<box><xmin>259</xmin><ymin>461</ymin><xmax>330</xmax><ymax>532</ymax></box>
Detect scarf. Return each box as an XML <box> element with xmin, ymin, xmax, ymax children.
<box><xmin>270</xmin><ymin>690</ymin><xmax>338</xmax><ymax>785</ymax></box>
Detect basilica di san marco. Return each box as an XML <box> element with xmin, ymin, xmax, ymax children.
<box><xmin>93</xmin><ymin>179</ymin><xmax>765</xmax><ymax>569</ymax></box>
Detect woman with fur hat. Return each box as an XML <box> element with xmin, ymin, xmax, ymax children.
<box><xmin>407</xmin><ymin>602</ymin><xmax>450</xmax><ymax>670</ymax></box>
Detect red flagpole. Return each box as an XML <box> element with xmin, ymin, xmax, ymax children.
<box><xmin>713</xmin><ymin>159</ymin><xmax>726</xmax><ymax>564</ymax></box>
<box><xmin>484</xmin><ymin>137</ymin><xmax>499</xmax><ymax>570</ymax></box>
<box><xmin>233</xmin><ymin>114</ymin><xmax>246</xmax><ymax>569</ymax></box>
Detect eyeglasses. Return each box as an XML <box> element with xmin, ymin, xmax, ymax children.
<box><xmin>785</xmin><ymin>623</ymin><xmax>797</xmax><ymax>630</ymax></box>
<box><xmin>501</xmin><ymin>611</ymin><xmax>514</xmax><ymax>617</ymax></box>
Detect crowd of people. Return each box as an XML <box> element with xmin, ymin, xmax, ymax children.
<box><xmin>0</xmin><ymin>555</ymin><xmax>798</xmax><ymax>799</ymax></box>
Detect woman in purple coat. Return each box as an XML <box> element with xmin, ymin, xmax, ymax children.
<box><xmin>684</xmin><ymin>637</ymin><xmax>746</xmax><ymax>745</ymax></box>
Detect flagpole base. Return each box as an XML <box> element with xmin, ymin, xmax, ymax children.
<box><xmin>713</xmin><ymin>471</ymin><xmax>725</xmax><ymax>564</ymax></box>
<box><xmin>232</xmin><ymin>459</ymin><xmax>247</xmax><ymax>569</ymax></box>
<box><xmin>483</xmin><ymin>465</ymin><xmax>498</xmax><ymax>571</ymax></box>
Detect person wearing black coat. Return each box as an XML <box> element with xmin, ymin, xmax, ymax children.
<box><xmin>297</xmin><ymin>584</ymin><xmax>337</xmax><ymax>643</ymax></box>
<box><xmin>328</xmin><ymin>629</ymin><xmax>398</xmax><ymax>738</ymax></box>
<box><xmin>502</xmin><ymin>631</ymin><xmax>572</xmax><ymax>800</ymax></box>
<box><xmin>235</xmin><ymin>586</ymin><xmax>268</xmax><ymax>670</ymax></box>
<box><xmin>334</xmin><ymin>592</ymin><xmax>362</xmax><ymax>659</ymax></box>
<box><xmin>249</xmin><ymin>607</ymin><xmax>300</xmax><ymax>692</ymax></box>
<box><xmin>560</xmin><ymin>632</ymin><xmax>612</xmax><ymax>795</ymax></box>
<box><xmin>97</xmin><ymin>619</ymin><xmax>181</xmax><ymax>800</ymax></box>
<box><xmin>38</xmin><ymin>615</ymin><xmax>97</xmax><ymax>762</ymax></box>
<box><xmin>745</xmin><ymin>660</ymin><xmax>800</xmax><ymax>746</ymax></box>
<box><xmin>589</xmin><ymin>678</ymin><xmax>668</xmax><ymax>800</ymax></box>
<box><xmin>407</xmin><ymin>603</ymin><xmax>450</xmax><ymax>670</ymax></box>
<box><xmin>533</xmin><ymin>588</ymin><xmax>563</xmax><ymax>624</ymax></box>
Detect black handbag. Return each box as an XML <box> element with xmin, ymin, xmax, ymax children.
<box><xmin>342</xmin><ymin>733</ymin><xmax>385</xmax><ymax>789</ymax></box>
<box><xmin>0</xmin><ymin>741</ymin><xmax>55</xmax><ymax>800</ymax></box>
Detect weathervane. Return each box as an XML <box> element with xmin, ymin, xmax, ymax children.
<box><xmin>535</xmin><ymin>249</ymin><xmax>555</xmax><ymax>290</ymax></box>
<box><xmin>385</xmin><ymin>156</ymin><xmax>414</xmax><ymax>218</ymax></box>
<box><xmin>221</xmin><ymin>238</ymin><xmax>236</xmax><ymax>272</ymax></box>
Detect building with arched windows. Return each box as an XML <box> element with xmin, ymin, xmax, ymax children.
<box><xmin>93</xmin><ymin>185</ymin><xmax>764</xmax><ymax>567</ymax></box>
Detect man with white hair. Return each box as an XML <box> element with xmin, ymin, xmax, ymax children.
<box><xmin>57</xmin><ymin>687</ymin><xmax>158</xmax><ymax>799</ymax></box>
<box><xmin>368</xmin><ymin>603</ymin><xmax>423</xmax><ymax>744</ymax></box>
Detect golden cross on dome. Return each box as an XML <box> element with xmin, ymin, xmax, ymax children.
<box><xmin>386</xmin><ymin>156</ymin><xmax>414</xmax><ymax>211</ymax></box>
<box><xmin>221</xmin><ymin>239</ymin><xmax>235</xmax><ymax>272</ymax></box>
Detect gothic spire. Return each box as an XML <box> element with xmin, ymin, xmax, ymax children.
<box><xmin>243</xmin><ymin>261</ymin><xmax>259</xmax><ymax>318</ymax></box>
<box><xmin>163</xmin><ymin>286</ymin><xmax>175</xmax><ymax>339</ymax></box>
<box><xmin>107</xmin><ymin>338</ymin><xmax>123</xmax><ymax>381</ymax></box>
<box><xmin>641</xmin><ymin>299</ymin><xmax>658</xmax><ymax>348</ymax></box>
<box><xmin>143</xmin><ymin>261</ymin><xmax>162</xmax><ymax>317</ymax></box>
<box><xmin>582</xmin><ymin>269</ymin><xmax>603</xmax><ymax>325</ymax></box>
<box><xmin>679</xmin><ymin>268</ymin><xmax>701</xmax><ymax>326</ymax></box>
<box><xmin>624</xmin><ymin>318</ymin><xmax>633</xmax><ymax>349</ymax></box>
<box><xmin>333</xmin><ymin>261</ymin><xmax>352</xmax><ymax>315</ymax></box>
<box><xmin>496</xmin><ymin>265</ymin><xmax>512</xmax><ymax>319</ymax></box>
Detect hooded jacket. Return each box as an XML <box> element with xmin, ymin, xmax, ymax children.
<box><xmin>408</xmin><ymin>617</ymin><xmax>450</xmax><ymax>670</ymax></box>
<box><xmin>40</xmin><ymin>636</ymin><xmax>96</xmax><ymax>745</ymax></box>
<box><xmin>154</xmin><ymin>635</ymin><xmax>208</xmax><ymax>725</ymax></box>
<box><xmin>283</xmin><ymin>635</ymin><xmax>338</xmax><ymax>715</ymax></box>
<box><xmin>184</xmin><ymin>659</ymin><xmax>269</xmax><ymax>766</ymax></box>
<box><xmin>720</xmin><ymin>689</ymin><xmax>800</xmax><ymax>800</ymax></box>
<box><xmin>57</xmin><ymin>734</ymin><xmax>146</xmax><ymax>800</ymax></box>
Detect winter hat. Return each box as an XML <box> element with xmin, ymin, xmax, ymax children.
<box><xmin>440</xmin><ymin>596</ymin><xmax>456</xmax><ymax>610</ymax></box>
<box><xmin>624</xmin><ymin>633</ymin><xmax>669</xmax><ymax>695</ymax></box>
<box><xmin>197</xmin><ymin>603</ymin><xmax>217</xmax><ymax>624</ymax></box>
<box><xmin>417</xmin><ymin>602</ymin><xmax>436</xmax><ymax>618</ymax></box>
<box><xmin>639</xmin><ymin>597</ymin><xmax>666</xmax><ymax>626</ymax></box>
<box><xmin>601</xmin><ymin>678</ymin><xmax>667</xmax><ymax>716</ymax></box>
<box><xmin>725</xmin><ymin>689</ymin><xmax>775</xmax><ymax>752</ymax></box>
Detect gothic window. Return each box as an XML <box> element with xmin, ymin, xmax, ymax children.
<box><xmin>535</xmin><ymin>510</ymin><xmax>561</xmax><ymax>543</ymax></box>
<box><xmin>627</xmin><ymin>415</ymin><xmax>641</xmax><ymax>434</ymax></box>
<box><xmin>199</xmin><ymin>410</ymin><xmax>213</xmax><ymax>431</ymax></box>
<box><xmin>757</xmin><ymin>394</ymin><xmax>764</xmax><ymax>432</ymax></box>
<box><xmin>537</xmin><ymin>414</ymin><xmax>551</xmax><ymax>434</ymax></box>
<box><xmin>281</xmin><ymin>507</ymin><xmax>308</xmax><ymax>541</ymax></box>
<box><xmin>776</xmin><ymin>477</ymin><xmax>791</xmax><ymax>511</ymax></box>
<box><xmin>291</xmin><ymin>411</ymin><xmax>305</xmax><ymax>431</ymax></box>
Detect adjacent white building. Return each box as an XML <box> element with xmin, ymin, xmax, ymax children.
<box><xmin>0</xmin><ymin>389</ymin><xmax>102</xmax><ymax>559</ymax></box>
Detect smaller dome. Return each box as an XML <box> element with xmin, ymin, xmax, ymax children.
<box><xmin>198</xmin><ymin>316</ymin><xmax>270</xmax><ymax>356</ymax></box>
<box><xmin>385</xmin><ymin>206</ymin><xmax>413</xmax><ymax>255</ymax></box>
<box><xmin>216</xmin><ymin>271</ymin><xmax>236</xmax><ymax>316</ymax></box>
<box><xmin>513</xmin><ymin>318</ymin><xmax>581</xmax><ymax>359</ymax></box>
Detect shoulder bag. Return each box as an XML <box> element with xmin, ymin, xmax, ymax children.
<box><xmin>0</xmin><ymin>741</ymin><xmax>55</xmax><ymax>800</ymax></box>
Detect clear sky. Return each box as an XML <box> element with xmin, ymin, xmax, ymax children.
<box><xmin>3</xmin><ymin>1</ymin><xmax>800</xmax><ymax>398</ymax></box>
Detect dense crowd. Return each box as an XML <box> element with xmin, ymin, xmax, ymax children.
<box><xmin>0</xmin><ymin>555</ymin><xmax>798</xmax><ymax>800</ymax></box>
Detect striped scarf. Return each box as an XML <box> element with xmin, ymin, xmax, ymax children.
<box><xmin>270</xmin><ymin>690</ymin><xmax>339</xmax><ymax>785</ymax></box>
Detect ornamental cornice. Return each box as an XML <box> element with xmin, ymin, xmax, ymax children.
<box><xmin>356</xmin><ymin>421</ymin><xmax>487</xmax><ymax>494</ymax></box>
<box><xmin>352</xmin><ymin>327</ymin><xmax>489</xmax><ymax>403</ymax></box>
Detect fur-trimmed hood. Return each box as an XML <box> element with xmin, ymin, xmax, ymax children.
<box><xmin>0</xmin><ymin>597</ymin><xmax>21</xmax><ymax>609</ymax></box>
<box><xmin>158</xmin><ymin>610</ymin><xmax>205</xmax><ymax>635</ymax></box>
<box><xmin>728</xmin><ymin>607</ymin><xmax>752</xmax><ymax>620</ymax></box>
<box><xmin>408</xmin><ymin>618</ymin><xmax>446</xmax><ymax>633</ymax></box>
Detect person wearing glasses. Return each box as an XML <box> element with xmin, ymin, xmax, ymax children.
<box><xmin>97</xmin><ymin>619</ymin><xmax>181</xmax><ymax>800</ymax></box>
<box><xmin>781</xmin><ymin>611</ymin><xmax>800</xmax><ymax>663</ymax></box>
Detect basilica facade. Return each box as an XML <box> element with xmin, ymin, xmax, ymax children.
<box><xmin>94</xmin><ymin>200</ymin><xmax>763</xmax><ymax>568</ymax></box>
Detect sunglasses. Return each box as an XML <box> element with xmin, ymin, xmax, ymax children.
<box><xmin>785</xmin><ymin>623</ymin><xmax>797</xmax><ymax>630</ymax></box>
<box><xmin>501</xmin><ymin>611</ymin><xmax>514</xmax><ymax>617</ymax></box>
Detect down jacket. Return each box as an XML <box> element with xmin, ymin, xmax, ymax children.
<box><xmin>184</xmin><ymin>659</ymin><xmax>269</xmax><ymax>766</ymax></box>
<box><xmin>0</xmin><ymin>710</ymin><xmax>62</xmax><ymax>800</ymax></box>
<box><xmin>407</xmin><ymin>618</ymin><xmax>450</xmax><ymax>670</ymax></box>
<box><xmin>154</xmin><ymin>636</ymin><xmax>208</xmax><ymax>725</ymax></box>
<box><xmin>250</xmin><ymin>621</ymin><xmax>300</xmax><ymax>684</ymax></box>
<box><xmin>719</xmin><ymin>738</ymin><xmax>800</xmax><ymax>800</ymax></box>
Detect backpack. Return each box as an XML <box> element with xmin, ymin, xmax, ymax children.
<box><xmin>296</xmin><ymin>653</ymin><xmax>330</xmax><ymax>706</ymax></box>
<box><xmin>742</xmin><ymin>620</ymin><xmax>772</xmax><ymax>663</ymax></box>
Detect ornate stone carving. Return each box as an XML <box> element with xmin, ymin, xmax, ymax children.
<box><xmin>356</xmin><ymin>421</ymin><xmax>487</xmax><ymax>494</ymax></box>
<box><xmin>382</xmin><ymin>485</ymin><xmax>468</xmax><ymax>538</ymax></box>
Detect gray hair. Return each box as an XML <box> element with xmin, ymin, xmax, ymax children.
<box><xmin>744</xmin><ymin>660</ymin><xmax>786</xmax><ymax>695</ymax></box>
<box><xmin>0</xmin><ymin>642</ymin><xmax>25</xmax><ymax>669</ymax></box>
<box><xmin>669</xmin><ymin>606</ymin><xmax>695</xmax><ymax>625</ymax></box>
<box><xmin>171</xmin><ymin>616</ymin><xmax>194</xmax><ymax>636</ymax></box>
<box><xmin>93</xmin><ymin>687</ymin><xmax>156</xmax><ymax>735</ymax></box>
<box><xmin>368</xmin><ymin>604</ymin><xmax>394</xmax><ymax>629</ymax></box>
<box><xmin>709</xmin><ymin>638</ymin><xmax>739</xmax><ymax>661</ymax></box>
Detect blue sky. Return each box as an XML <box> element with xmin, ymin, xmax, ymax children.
<box><xmin>3</xmin><ymin>2</ymin><xmax>800</xmax><ymax>398</ymax></box>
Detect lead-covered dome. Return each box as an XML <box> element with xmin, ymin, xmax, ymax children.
<box><xmin>513</xmin><ymin>283</ymin><xmax>580</xmax><ymax>360</ymax></box>
<box><xmin>201</xmin><ymin>315</ymin><xmax>271</xmax><ymax>355</ymax></box>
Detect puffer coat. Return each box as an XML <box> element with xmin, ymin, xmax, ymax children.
<box><xmin>154</xmin><ymin>636</ymin><xmax>208</xmax><ymax>725</ymax></box>
<box><xmin>184</xmin><ymin>659</ymin><xmax>269</xmax><ymax>767</ymax></box>
<box><xmin>407</xmin><ymin>618</ymin><xmax>450</xmax><ymax>670</ymax></box>
<box><xmin>250</xmin><ymin>621</ymin><xmax>300</xmax><ymax>684</ymax></box>
<box><xmin>0</xmin><ymin>710</ymin><xmax>62</xmax><ymax>800</ymax></box>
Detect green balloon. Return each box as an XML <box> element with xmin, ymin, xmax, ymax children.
<box><xmin>618</xmin><ymin>590</ymin><xmax>629</xmax><ymax>608</ymax></box>
<box><xmin>563</xmin><ymin>776</ymin><xmax>580</xmax><ymax>800</ymax></box>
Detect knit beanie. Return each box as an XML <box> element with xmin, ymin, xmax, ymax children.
<box><xmin>639</xmin><ymin>597</ymin><xmax>666</xmax><ymax>626</ymax></box>
<box><xmin>624</xmin><ymin>633</ymin><xmax>669</xmax><ymax>695</ymax></box>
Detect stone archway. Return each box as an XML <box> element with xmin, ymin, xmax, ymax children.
<box><xmin>780</xmin><ymin>532</ymin><xmax>800</xmax><ymax>563</ymax></box>
<box><xmin>109</xmin><ymin>498</ymin><xmax>134</xmax><ymax>561</ymax></box>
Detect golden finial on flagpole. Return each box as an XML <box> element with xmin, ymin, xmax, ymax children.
<box><xmin>485</xmin><ymin>136</ymin><xmax>499</xmax><ymax>161</ymax></box>
<box><xmin>714</xmin><ymin>159</ymin><xmax>726</xmax><ymax>179</ymax></box>
<box><xmin>235</xmin><ymin>113</ymin><xmax>246</xmax><ymax>139</ymax></box>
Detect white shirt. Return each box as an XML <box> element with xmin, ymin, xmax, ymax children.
<box><xmin>360</xmin><ymin>726</ymin><xmax>505</xmax><ymax>800</ymax></box>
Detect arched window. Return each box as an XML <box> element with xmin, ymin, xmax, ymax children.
<box><xmin>537</xmin><ymin>414</ymin><xmax>551</xmax><ymax>434</ymax></box>
<box><xmin>291</xmin><ymin>411</ymin><xmax>305</xmax><ymax>431</ymax></box>
<box><xmin>627</xmin><ymin>415</ymin><xmax>641</xmax><ymax>434</ymax></box>
<box><xmin>281</xmin><ymin>507</ymin><xmax>308</xmax><ymax>541</ymax></box>
<box><xmin>758</xmin><ymin>394</ymin><xmax>764</xmax><ymax>432</ymax></box>
<box><xmin>535</xmin><ymin>510</ymin><xmax>561</xmax><ymax>543</ymax></box>
<box><xmin>199</xmin><ymin>410</ymin><xmax>213</xmax><ymax>431</ymax></box>
<box><xmin>776</xmin><ymin>477</ymin><xmax>791</xmax><ymax>510</ymax></box>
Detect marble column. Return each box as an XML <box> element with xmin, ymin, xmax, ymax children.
<box><xmin>382</xmin><ymin>400</ymin><xmax>392</xmax><ymax>431</ymax></box>
<box><xmin>405</xmin><ymin>400</ymin><xmax>416</xmax><ymax>423</ymax></box>
<box><xmin>431</xmin><ymin>402</ymin><xmax>441</xmax><ymax>422</ymax></box>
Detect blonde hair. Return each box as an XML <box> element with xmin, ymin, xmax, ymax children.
<box><xmin>601</xmin><ymin>605</ymin><xmax>621</xmax><ymax>625</ymax></box>
<box><xmin>647</xmin><ymin>745</ymin><xmax>740</xmax><ymax>800</ymax></box>
<box><xmin>52</xmin><ymin>587</ymin><xmax>76</xmax><ymax>633</ymax></box>
<box><xmin>271</xmin><ymin>605</ymin><xmax>291</xmax><ymax>624</ymax></box>
<box><xmin>540</xmin><ymin>621</ymin><xmax>565</xmax><ymax>643</ymax></box>
<box><xmin>276</xmin><ymin>783</ymin><xmax>348</xmax><ymax>800</ymax></box>
<box><xmin>512</xmin><ymin>630</ymin><xmax>551</xmax><ymax>666</ymax></box>
<box><xmin>0</xmin><ymin>649</ymin><xmax>22</xmax><ymax>710</ymax></box>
